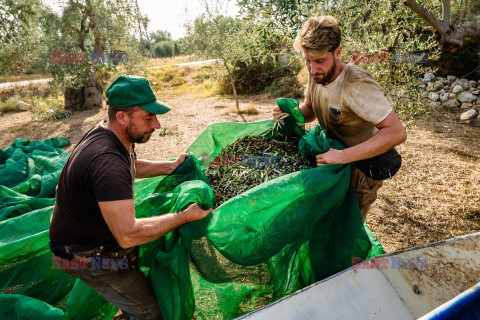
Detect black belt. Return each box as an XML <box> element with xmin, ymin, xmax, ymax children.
<box><xmin>49</xmin><ymin>241</ymin><xmax>120</xmax><ymax>260</ymax></box>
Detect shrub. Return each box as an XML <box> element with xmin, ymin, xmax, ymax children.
<box><xmin>0</xmin><ymin>98</ymin><xmax>21</xmax><ymax>113</ymax></box>
<box><xmin>154</xmin><ymin>41</ymin><xmax>175</xmax><ymax>58</ymax></box>
<box><xmin>30</xmin><ymin>97</ymin><xmax>72</xmax><ymax>121</ymax></box>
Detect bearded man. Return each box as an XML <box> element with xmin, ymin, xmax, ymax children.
<box><xmin>49</xmin><ymin>74</ymin><xmax>212</xmax><ymax>320</ymax></box>
<box><xmin>273</xmin><ymin>16</ymin><xmax>406</xmax><ymax>220</ymax></box>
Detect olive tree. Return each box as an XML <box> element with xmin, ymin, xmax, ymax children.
<box><xmin>45</xmin><ymin>0</ymin><xmax>141</xmax><ymax>111</ymax></box>
<box><xmin>182</xmin><ymin>14</ymin><xmax>246</xmax><ymax>114</ymax></box>
<box><xmin>404</xmin><ymin>0</ymin><xmax>480</xmax><ymax>52</ymax></box>
<box><xmin>0</xmin><ymin>0</ymin><xmax>43</xmax><ymax>75</ymax></box>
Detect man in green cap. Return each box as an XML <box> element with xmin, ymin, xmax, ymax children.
<box><xmin>49</xmin><ymin>74</ymin><xmax>212</xmax><ymax>320</ymax></box>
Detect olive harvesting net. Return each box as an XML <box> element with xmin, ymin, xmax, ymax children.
<box><xmin>0</xmin><ymin>98</ymin><xmax>384</xmax><ymax>320</ymax></box>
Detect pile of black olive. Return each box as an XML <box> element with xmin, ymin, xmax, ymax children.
<box><xmin>205</xmin><ymin>135</ymin><xmax>314</xmax><ymax>207</ymax></box>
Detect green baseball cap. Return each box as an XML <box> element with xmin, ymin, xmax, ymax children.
<box><xmin>105</xmin><ymin>74</ymin><xmax>171</xmax><ymax>114</ymax></box>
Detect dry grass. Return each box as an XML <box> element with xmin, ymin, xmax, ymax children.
<box><xmin>0</xmin><ymin>73</ymin><xmax>46</xmax><ymax>83</ymax></box>
<box><xmin>0</xmin><ymin>97</ymin><xmax>22</xmax><ymax>113</ymax></box>
<box><xmin>0</xmin><ymin>82</ymin><xmax>52</xmax><ymax>103</ymax></box>
<box><xmin>146</xmin><ymin>55</ymin><xmax>194</xmax><ymax>67</ymax></box>
<box><xmin>223</xmin><ymin>102</ymin><xmax>260</xmax><ymax>115</ymax></box>
<box><xmin>147</xmin><ymin>63</ymin><xmax>220</xmax><ymax>98</ymax></box>
<box><xmin>368</xmin><ymin>108</ymin><xmax>480</xmax><ymax>252</ymax></box>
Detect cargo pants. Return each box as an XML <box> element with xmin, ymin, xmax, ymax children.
<box><xmin>350</xmin><ymin>166</ymin><xmax>383</xmax><ymax>221</ymax></box>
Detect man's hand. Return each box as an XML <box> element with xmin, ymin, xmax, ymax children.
<box><xmin>135</xmin><ymin>154</ymin><xmax>190</xmax><ymax>178</ymax></box>
<box><xmin>315</xmin><ymin>111</ymin><xmax>407</xmax><ymax>166</ymax></box>
<box><xmin>173</xmin><ymin>153</ymin><xmax>189</xmax><ymax>170</ymax></box>
<box><xmin>316</xmin><ymin>148</ymin><xmax>346</xmax><ymax>166</ymax></box>
<box><xmin>180</xmin><ymin>203</ymin><xmax>213</xmax><ymax>223</ymax></box>
<box><xmin>272</xmin><ymin>106</ymin><xmax>283</xmax><ymax>121</ymax></box>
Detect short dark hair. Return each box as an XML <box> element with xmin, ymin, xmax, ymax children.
<box><xmin>107</xmin><ymin>105</ymin><xmax>135</xmax><ymax>121</ymax></box>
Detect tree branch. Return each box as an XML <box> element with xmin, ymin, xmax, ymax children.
<box><xmin>442</xmin><ymin>0</ymin><xmax>451</xmax><ymax>26</ymax></box>
<box><xmin>404</xmin><ymin>0</ymin><xmax>449</xmax><ymax>34</ymax></box>
<box><xmin>388</xmin><ymin>26</ymin><xmax>435</xmax><ymax>51</ymax></box>
<box><xmin>388</xmin><ymin>29</ymin><xmax>410</xmax><ymax>51</ymax></box>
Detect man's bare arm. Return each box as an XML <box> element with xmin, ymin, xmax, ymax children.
<box><xmin>135</xmin><ymin>153</ymin><xmax>189</xmax><ymax>178</ymax></box>
<box><xmin>272</xmin><ymin>98</ymin><xmax>316</xmax><ymax>123</ymax></box>
<box><xmin>316</xmin><ymin>110</ymin><xmax>406</xmax><ymax>166</ymax></box>
<box><xmin>99</xmin><ymin>200</ymin><xmax>212</xmax><ymax>248</ymax></box>
<box><xmin>299</xmin><ymin>98</ymin><xmax>316</xmax><ymax>122</ymax></box>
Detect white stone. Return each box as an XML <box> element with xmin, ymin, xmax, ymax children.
<box><xmin>440</xmin><ymin>93</ymin><xmax>449</xmax><ymax>102</ymax></box>
<box><xmin>449</xmin><ymin>93</ymin><xmax>456</xmax><ymax>99</ymax></box>
<box><xmin>457</xmin><ymin>92</ymin><xmax>477</xmax><ymax>103</ymax></box>
<box><xmin>428</xmin><ymin>101</ymin><xmax>441</xmax><ymax>108</ymax></box>
<box><xmin>462</xmin><ymin>82</ymin><xmax>471</xmax><ymax>90</ymax></box>
<box><xmin>470</xmin><ymin>89</ymin><xmax>479</xmax><ymax>95</ymax></box>
<box><xmin>469</xmin><ymin>80</ymin><xmax>477</xmax><ymax>87</ymax></box>
<box><xmin>461</xmin><ymin>102</ymin><xmax>473</xmax><ymax>109</ymax></box>
<box><xmin>452</xmin><ymin>85</ymin><xmax>464</xmax><ymax>94</ymax></box>
<box><xmin>426</xmin><ymin>83</ymin><xmax>438</xmax><ymax>92</ymax></box>
<box><xmin>447</xmin><ymin>75</ymin><xmax>456</xmax><ymax>81</ymax></box>
<box><xmin>428</xmin><ymin>92</ymin><xmax>440</xmax><ymax>101</ymax></box>
<box><xmin>424</xmin><ymin>73</ymin><xmax>435</xmax><ymax>82</ymax></box>
<box><xmin>17</xmin><ymin>100</ymin><xmax>31</xmax><ymax>111</ymax></box>
<box><xmin>444</xmin><ymin>99</ymin><xmax>460</xmax><ymax>108</ymax></box>
<box><xmin>460</xmin><ymin>109</ymin><xmax>478</xmax><ymax>120</ymax></box>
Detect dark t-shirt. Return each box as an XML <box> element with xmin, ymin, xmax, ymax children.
<box><xmin>49</xmin><ymin>121</ymin><xmax>136</xmax><ymax>246</ymax></box>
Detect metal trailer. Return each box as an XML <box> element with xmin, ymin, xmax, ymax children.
<box><xmin>238</xmin><ymin>232</ymin><xmax>480</xmax><ymax>320</ymax></box>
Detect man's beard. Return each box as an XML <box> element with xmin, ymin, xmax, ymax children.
<box><xmin>313</xmin><ymin>59</ymin><xmax>337</xmax><ymax>85</ymax></box>
<box><xmin>126</xmin><ymin>122</ymin><xmax>154</xmax><ymax>143</ymax></box>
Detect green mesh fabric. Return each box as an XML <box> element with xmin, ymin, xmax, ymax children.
<box><xmin>0</xmin><ymin>99</ymin><xmax>384</xmax><ymax>319</ymax></box>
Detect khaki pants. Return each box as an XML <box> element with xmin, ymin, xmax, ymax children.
<box><xmin>350</xmin><ymin>167</ymin><xmax>383</xmax><ymax>221</ymax></box>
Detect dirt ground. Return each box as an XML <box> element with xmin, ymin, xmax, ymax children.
<box><xmin>0</xmin><ymin>92</ymin><xmax>479</xmax><ymax>253</ymax></box>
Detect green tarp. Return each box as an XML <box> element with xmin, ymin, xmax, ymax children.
<box><xmin>0</xmin><ymin>102</ymin><xmax>384</xmax><ymax>319</ymax></box>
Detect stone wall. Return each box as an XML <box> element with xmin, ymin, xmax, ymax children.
<box><xmin>421</xmin><ymin>73</ymin><xmax>479</xmax><ymax>125</ymax></box>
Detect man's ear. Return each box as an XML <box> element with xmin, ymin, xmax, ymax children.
<box><xmin>334</xmin><ymin>45</ymin><xmax>342</xmax><ymax>59</ymax></box>
<box><xmin>116</xmin><ymin>111</ymin><xmax>129</xmax><ymax>126</ymax></box>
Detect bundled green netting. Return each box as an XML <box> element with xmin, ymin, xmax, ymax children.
<box><xmin>0</xmin><ymin>98</ymin><xmax>384</xmax><ymax>320</ymax></box>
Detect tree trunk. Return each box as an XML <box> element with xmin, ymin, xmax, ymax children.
<box><xmin>223</xmin><ymin>60</ymin><xmax>246</xmax><ymax>123</ymax></box>
<box><xmin>143</xmin><ymin>21</ymin><xmax>155</xmax><ymax>58</ymax></box>
<box><xmin>223</xmin><ymin>61</ymin><xmax>239</xmax><ymax>110</ymax></box>
<box><xmin>65</xmin><ymin>70</ymin><xmax>103</xmax><ymax>111</ymax></box>
<box><xmin>404</xmin><ymin>0</ymin><xmax>480</xmax><ymax>52</ymax></box>
<box><xmin>64</xmin><ymin>87</ymin><xmax>85</xmax><ymax>111</ymax></box>
<box><xmin>135</xmin><ymin>0</ymin><xmax>146</xmax><ymax>57</ymax></box>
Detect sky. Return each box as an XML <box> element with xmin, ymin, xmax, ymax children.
<box><xmin>43</xmin><ymin>0</ymin><xmax>240</xmax><ymax>40</ymax></box>
<box><xmin>136</xmin><ymin>0</ymin><xmax>239</xmax><ymax>40</ymax></box>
